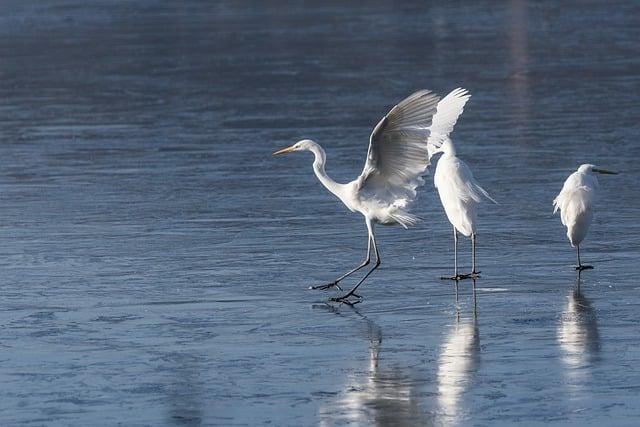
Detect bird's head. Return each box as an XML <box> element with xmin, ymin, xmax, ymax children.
<box><xmin>578</xmin><ymin>164</ymin><xmax>618</xmax><ymax>175</ymax></box>
<box><xmin>272</xmin><ymin>139</ymin><xmax>316</xmax><ymax>156</ymax></box>
<box><xmin>428</xmin><ymin>137</ymin><xmax>456</xmax><ymax>158</ymax></box>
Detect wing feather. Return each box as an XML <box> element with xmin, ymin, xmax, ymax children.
<box><xmin>427</xmin><ymin>88</ymin><xmax>471</xmax><ymax>158</ymax></box>
<box><xmin>358</xmin><ymin>90</ymin><xmax>441</xmax><ymax>207</ymax></box>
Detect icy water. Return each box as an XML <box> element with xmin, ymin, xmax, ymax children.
<box><xmin>1</xmin><ymin>1</ymin><xmax>639</xmax><ymax>425</ymax></box>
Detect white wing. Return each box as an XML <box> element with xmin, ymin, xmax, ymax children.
<box><xmin>435</xmin><ymin>157</ymin><xmax>497</xmax><ymax>205</ymax></box>
<box><xmin>553</xmin><ymin>171</ymin><xmax>597</xmax><ymax>245</ymax></box>
<box><xmin>427</xmin><ymin>88</ymin><xmax>471</xmax><ymax>158</ymax></box>
<box><xmin>357</xmin><ymin>90</ymin><xmax>441</xmax><ymax>208</ymax></box>
<box><xmin>553</xmin><ymin>171</ymin><xmax>598</xmax><ymax>218</ymax></box>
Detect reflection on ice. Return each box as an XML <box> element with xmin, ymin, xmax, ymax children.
<box><xmin>437</xmin><ymin>282</ymin><xmax>480</xmax><ymax>426</ymax></box>
<box><xmin>316</xmin><ymin>306</ymin><xmax>428</xmax><ymax>426</ymax></box>
<box><xmin>557</xmin><ymin>276</ymin><xmax>600</xmax><ymax>390</ymax></box>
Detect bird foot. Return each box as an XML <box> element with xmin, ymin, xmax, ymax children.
<box><xmin>575</xmin><ymin>265</ymin><xmax>593</xmax><ymax>271</ymax></box>
<box><xmin>460</xmin><ymin>271</ymin><xmax>481</xmax><ymax>279</ymax></box>
<box><xmin>440</xmin><ymin>272</ymin><xmax>479</xmax><ymax>281</ymax></box>
<box><xmin>329</xmin><ymin>293</ymin><xmax>362</xmax><ymax>305</ymax></box>
<box><xmin>309</xmin><ymin>281</ymin><xmax>342</xmax><ymax>291</ymax></box>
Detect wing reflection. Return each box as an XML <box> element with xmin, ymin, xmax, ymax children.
<box><xmin>437</xmin><ymin>281</ymin><xmax>480</xmax><ymax>425</ymax></box>
<box><xmin>557</xmin><ymin>275</ymin><xmax>600</xmax><ymax>386</ymax></box>
<box><xmin>315</xmin><ymin>305</ymin><xmax>430</xmax><ymax>427</ymax></box>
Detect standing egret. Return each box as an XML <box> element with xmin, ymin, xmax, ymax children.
<box><xmin>553</xmin><ymin>164</ymin><xmax>617</xmax><ymax>270</ymax></box>
<box><xmin>273</xmin><ymin>88</ymin><xmax>470</xmax><ymax>303</ymax></box>
<box><xmin>427</xmin><ymin>89</ymin><xmax>497</xmax><ymax>280</ymax></box>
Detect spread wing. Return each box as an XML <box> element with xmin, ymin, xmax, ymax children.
<box><xmin>357</xmin><ymin>90</ymin><xmax>441</xmax><ymax>207</ymax></box>
<box><xmin>427</xmin><ymin>88</ymin><xmax>471</xmax><ymax>158</ymax></box>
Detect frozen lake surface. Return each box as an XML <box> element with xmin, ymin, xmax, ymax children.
<box><xmin>1</xmin><ymin>1</ymin><xmax>639</xmax><ymax>425</ymax></box>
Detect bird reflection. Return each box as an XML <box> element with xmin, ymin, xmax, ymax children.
<box><xmin>165</xmin><ymin>353</ymin><xmax>204</xmax><ymax>425</ymax></box>
<box><xmin>314</xmin><ymin>304</ymin><xmax>429</xmax><ymax>426</ymax></box>
<box><xmin>557</xmin><ymin>273</ymin><xmax>600</xmax><ymax>387</ymax></box>
<box><xmin>436</xmin><ymin>281</ymin><xmax>480</xmax><ymax>425</ymax></box>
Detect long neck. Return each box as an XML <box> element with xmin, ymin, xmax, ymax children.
<box><xmin>309</xmin><ymin>143</ymin><xmax>344</xmax><ymax>198</ymax></box>
<box><xmin>441</xmin><ymin>138</ymin><xmax>457</xmax><ymax>157</ymax></box>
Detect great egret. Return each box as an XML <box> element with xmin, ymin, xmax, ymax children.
<box><xmin>273</xmin><ymin>88</ymin><xmax>470</xmax><ymax>303</ymax></box>
<box><xmin>553</xmin><ymin>164</ymin><xmax>617</xmax><ymax>270</ymax></box>
<box><xmin>428</xmin><ymin>90</ymin><xmax>497</xmax><ymax>280</ymax></box>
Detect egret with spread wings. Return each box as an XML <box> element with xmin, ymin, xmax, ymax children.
<box><xmin>427</xmin><ymin>89</ymin><xmax>497</xmax><ymax>280</ymax></box>
<box><xmin>273</xmin><ymin>88</ymin><xmax>470</xmax><ymax>303</ymax></box>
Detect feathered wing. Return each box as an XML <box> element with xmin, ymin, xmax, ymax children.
<box><xmin>554</xmin><ymin>187</ymin><xmax>594</xmax><ymax>245</ymax></box>
<box><xmin>444</xmin><ymin>159</ymin><xmax>497</xmax><ymax>205</ymax></box>
<box><xmin>427</xmin><ymin>88</ymin><xmax>472</xmax><ymax>158</ymax></box>
<box><xmin>356</xmin><ymin>90</ymin><xmax>441</xmax><ymax>225</ymax></box>
<box><xmin>553</xmin><ymin>173</ymin><xmax>596</xmax><ymax>219</ymax></box>
<box><xmin>435</xmin><ymin>157</ymin><xmax>496</xmax><ymax>236</ymax></box>
<box><xmin>553</xmin><ymin>172</ymin><xmax>597</xmax><ymax>245</ymax></box>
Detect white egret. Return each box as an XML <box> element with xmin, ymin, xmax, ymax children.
<box><xmin>553</xmin><ymin>164</ymin><xmax>617</xmax><ymax>270</ymax></box>
<box><xmin>273</xmin><ymin>88</ymin><xmax>470</xmax><ymax>303</ymax></box>
<box><xmin>428</xmin><ymin>89</ymin><xmax>497</xmax><ymax>280</ymax></box>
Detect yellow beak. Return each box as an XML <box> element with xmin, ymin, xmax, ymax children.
<box><xmin>272</xmin><ymin>145</ymin><xmax>296</xmax><ymax>156</ymax></box>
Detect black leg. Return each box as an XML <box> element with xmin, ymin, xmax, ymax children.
<box><xmin>468</xmin><ymin>233</ymin><xmax>481</xmax><ymax>277</ymax></box>
<box><xmin>331</xmin><ymin>225</ymin><xmax>380</xmax><ymax>304</ymax></box>
<box><xmin>310</xmin><ymin>236</ymin><xmax>372</xmax><ymax>291</ymax></box>
<box><xmin>456</xmin><ymin>233</ymin><xmax>481</xmax><ymax>280</ymax></box>
<box><xmin>575</xmin><ymin>244</ymin><xmax>593</xmax><ymax>271</ymax></box>
<box><xmin>441</xmin><ymin>226</ymin><xmax>463</xmax><ymax>280</ymax></box>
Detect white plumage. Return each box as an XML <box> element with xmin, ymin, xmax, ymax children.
<box><xmin>428</xmin><ymin>89</ymin><xmax>496</xmax><ymax>279</ymax></box>
<box><xmin>273</xmin><ymin>89</ymin><xmax>468</xmax><ymax>302</ymax></box>
<box><xmin>553</xmin><ymin>164</ymin><xmax>616</xmax><ymax>270</ymax></box>
<box><xmin>434</xmin><ymin>148</ymin><xmax>497</xmax><ymax>237</ymax></box>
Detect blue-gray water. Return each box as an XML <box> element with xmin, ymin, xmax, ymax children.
<box><xmin>1</xmin><ymin>1</ymin><xmax>639</xmax><ymax>425</ymax></box>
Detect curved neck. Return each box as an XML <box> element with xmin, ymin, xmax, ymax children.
<box><xmin>308</xmin><ymin>143</ymin><xmax>343</xmax><ymax>198</ymax></box>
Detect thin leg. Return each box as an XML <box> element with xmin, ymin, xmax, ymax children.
<box><xmin>469</xmin><ymin>233</ymin><xmax>481</xmax><ymax>277</ymax></box>
<box><xmin>575</xmin><ymin>244</ymin><xmax>593</xmax><ymax>271</ymax></box>
<box><xmin>472</xmin><ymin>234</ymin><xmax>476</xmax><ymax>273</ymax></box>
<box><xmin>331</xmin><ymin>220</ymin><xmax>380</xmax><ymax>304</ymax></box>
<box><xmin>454</xmin><ymin>227</ymin><xmax>458</xmax><ymax>277</ymax></box>
<box><xmin>441</xmin><ymin>227</ymin><xmax>462</xmax><ymax>280</ymax></box>
<box><xmin>310</xmin><ymin>236</ymin><xmax>371</xmax><ymax>291</ymax></box>
<box><xmin>456</xmin><ymin>233</ymin><xmax>481</xmax><ymax>279</ymax></box>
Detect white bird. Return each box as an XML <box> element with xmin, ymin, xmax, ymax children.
<box><xmin>428</xmin><ymin>89</ymin><xmax>496</xmax><ymax>280</ymax></box>
<box><xmin>553</xmin><ymin>164</ymin><xmax>617</xmax><ymax>270</ymax></box>
<box><xmin>273</xmin><ymin>88</ymin><xmax>470</xmax><ymax>303</ymax></box>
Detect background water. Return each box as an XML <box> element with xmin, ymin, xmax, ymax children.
<box><xmin>0</xmin><ymin>1</ymin><xmax>639</xmax><ymax>425</ymax></box>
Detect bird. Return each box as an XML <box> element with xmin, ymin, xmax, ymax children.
<box><xmin>273</xmin><ymin>88</ymin><xmax>471</xmax><ymax>303</ymax></box>
<box><xmin>427</xmin><ymin>89</ymin><xmax>496</xmax><ymax>280</ymax></box>
<box><xmin>553</xmin><ymin>164</ymin><xmax>617</xmax><ymax>270</ymax></box>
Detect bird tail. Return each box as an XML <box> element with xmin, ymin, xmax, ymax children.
<box><xmin>475</xmin><ymin>183</ymin><xmax>498</xmax><ymax>204</ymax></box>
<box><xmin>390</xmin><ymin>210</ymin><xmax>421</xmax><ymax>229</ymax></box>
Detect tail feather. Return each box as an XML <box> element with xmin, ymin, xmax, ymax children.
<box><xmin>391</xmin><ymin>210</ymin><xmax>421</xmax><ymax>229</ymax></box>
<box><xmin>475</xmin><ymin>183</ymin><xmax>498</xmax><ymax>204</ymax></box>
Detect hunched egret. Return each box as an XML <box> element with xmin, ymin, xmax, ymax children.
<box><xmin>273</xmin><ymin>89</ymin><xmax>470</xmax><ymax>303</ymax></box>
<box><xmin>427</xmin><ymin>89</ymin><xmax>497</xmax><ymax>280</ymax></box>
<box><xmin>553</xmin><ymin>164</ymin><xmax>617</xmax><ymax>270</ymax></box>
